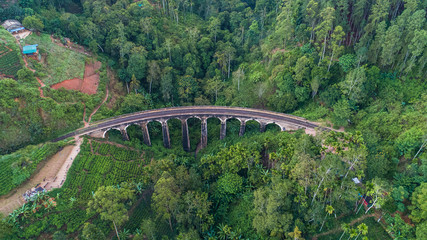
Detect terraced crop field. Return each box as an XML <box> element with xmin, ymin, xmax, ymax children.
<box><xmin>61</xmin><ymin>139</ymin><xmax>148</xmax><ymax>200</ymax></box>
<box><xmin>0</xmin><ymin>29</ymin><xmax>23</xmax><ymax>77</ymax></box>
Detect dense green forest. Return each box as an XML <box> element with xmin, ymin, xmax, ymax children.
<box><xmin>0</xmin><ymin>0</ymin><xmax>426</xmax><ymax>239</ymax></box>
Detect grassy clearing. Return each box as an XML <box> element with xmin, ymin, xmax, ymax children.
<box><xmin>23</xmin><ymin>33</ymin><xmax>85</xmax><ymax>85</ymax></box>
<box><xmin>0</xmin><ymin>28</ymin><xmax>23</xmax><ymax>77</ymax></box>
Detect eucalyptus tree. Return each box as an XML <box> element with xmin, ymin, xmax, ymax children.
<box><xmin>152</xmin><ymin>171</ymin><xmax>181</xmax><ymax>231</ymax></box>
<box><xmin>328</xmin><ymin>25</ymin><xmax>345</xmax><ymax>71</ymax></box>
<box><xmin>340</xmin><ymin>66</ymin><xmax>367</xmax><ymax>104</ymax></box>
<box><xmin>315</xmin><ymin>7</ymin><xmax>335</xmax><ymax>64</ymax></box>
<box><xmin>253</xmin><ymin>177</ymin><xmax>294</xmax><ymax>239</ymax></box>
<box><xmin>87</xmin><ymin>185</ymin><xmax>135</xmax><ymax>240</ymax></box>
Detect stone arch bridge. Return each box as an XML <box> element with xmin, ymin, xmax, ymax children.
<box><xmin>54</xmin><ymin>106</ymin><xmax>326</xmax><ymax>151</ymax></box>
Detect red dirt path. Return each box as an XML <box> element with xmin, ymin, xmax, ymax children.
<box><xmin>51</xmin><ymin>61</ymin><xmax>101</xmax><ymax>95</ymax></box>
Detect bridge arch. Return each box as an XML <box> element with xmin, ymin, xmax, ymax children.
<box><xmin>265</xmin><ymin>122</ymin><xmax>283</xmax><ymax>132</ymax></box>
<box><xmin>104</xmin><ymin>128</ymin><xmax>123</xmax><ymax>140</ymax></box>
<box><xmin>245</xmin><ymin>119</ymin><xmax>262</xmax><ymax>135</ymax></box>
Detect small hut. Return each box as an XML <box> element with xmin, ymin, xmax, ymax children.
<box><xmin>1</xmin><ymin>20</ymin><xmax>25</xmax><ymax>34</ymax></box>
<box><xmin>23</xmin><ymin>44</ymin><xmax>39</xmax><ymax>60</ymax></box>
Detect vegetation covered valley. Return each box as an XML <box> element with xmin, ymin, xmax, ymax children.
<box><xmin>0</xmin><ymin>0</ymin><xmax>426</xmax><ymax>239</ymax></box>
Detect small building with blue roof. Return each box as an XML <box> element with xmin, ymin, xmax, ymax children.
<box><xmin>23</xmin><ymin>44</ymin><xmax>38</xmax><ymax>55</ymax></box>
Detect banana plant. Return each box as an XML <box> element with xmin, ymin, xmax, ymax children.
<box><xmin>31</xmin><ymin>202</ymin><xmax>38</xmax><ymax>213</ymax></box>
<box><xmin>69</xmin><ymin>197</ymin><xmax>76</xmax><ymax>206</ymax></box>
<box><xmin>135</xmin><ymin>182</ymin><xmax>144</xmax><ymax>194</ymax></box>
<box><xmin>118</xmin><ymin>229</ymin><xmax>130</xmax><ymax>240</ymax></box>
<box><xmin>8</xmin><ymin>211</ymin><xmax>19</xmax><ymax>225</ymax></box>
<box><xmin>21</xmin><ymin>203</ymin><xmax>31</xmax><ymax>218</ymax></box>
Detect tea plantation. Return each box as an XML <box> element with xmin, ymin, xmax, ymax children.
<box><xmin>0</xmin><ymin>28</ymin><xmax>23</xmax><ymax>77</ymax></box>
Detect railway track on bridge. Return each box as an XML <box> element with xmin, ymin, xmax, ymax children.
<box><xmin>53</xmin><ymin>106</ymin><xmax>327</xmax><ymax>143</ymax></box>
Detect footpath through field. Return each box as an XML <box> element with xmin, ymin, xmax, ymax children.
<box><xmin>311</xmin><ymin>213</ymin><xmax>377</xmax><ymax>239</ymax></box>
<box><xmin>1</xmin><ymin>35</ymin><xmax>110</xmax><ymax>215</ymax></box>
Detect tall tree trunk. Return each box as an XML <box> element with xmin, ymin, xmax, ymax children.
<box><xmin>392</xmin><ymin>1</ymin><xmax>402</xmax><ymax>20</ymax></box>
<box><xmin>354</xmin><ymin>232</ymin><xmax>361</xmax><ymax>240</ymax></box>
<box><xmin>365</xmin><ymin>198</ymin><xmax>377</xmax><ymax>214</ymax></box>
<box><xmin>412</xmin><ymin>139</ymin><xmax>427</xmax><ymax>161</ymax></box>
<box><xmin>228</xmin><ymin>56</ymin><xmax>231</xmax><ymax>78</ymax></box>
<box><xmin>400</xmin><ymin>50</ymin><xmax>409</xmax><ymax>72</ymax></box>
<box><xmin>149</xmin><ymin>79</ymin><xmax>152</xmax><ymax>94</ymax></box>
<box><xmin>237</xmin><ymin>77</ymin><xmax>240</xmax><ymax>91</ymax></box>
<box><xmin>322</xmin><ymin>35</ymin><xmax>327</xmax><ymax>60</ymax></box>
<box><xmin>168</xmin><ymin>217</ymin><xmax>173</xmax><ymax>231</ymax></box>
<box><xmin>241</xmin><ymin>27</ymin><xmax>245</xmax><ymax>46</ymax></box>
<box><xmin>356</xmin><ymin>196</ymin><xmax>368</xmax><ymax>214</ymax></box>
<box><xmin>341</xmin><ymin>157</ymin><xmax>359</xmax><ymax>189</ymax></box>
<box><xmin>319</xmin><ymin>213</ymin><xmax>328</xmax><ymax>231</ymax></box>
<box><xmin>113</xmin><ymin>220</ymin><xmax>121</xmax><ymax>240</ymax></box>
<box><xmin>310</xmin><ymin>22</ymin><xmax>315</xmax><ymax>42</ymax></box>
<box><xmin>319</xmin><ymin>35</ymin><xmax>327</xmax><ymax>65</ymax></box>
<box><xmin>328</xmin><ymin>50</ymin><xmax>335</xmax><ymax>72</ymax></box>
<box><xmin>311</xmin><ymin>168</ymin><xmax>331</xmax><ymax>205</ymax></box>
<box><xmin>97</xmin><ymin>44</ymin><xmax>104</xmax><ymax>52</ymax></box>
<box><xmin>339</xmin><ymin>231</ymin><xmax>346</xmax><ymax>240</ymax></box>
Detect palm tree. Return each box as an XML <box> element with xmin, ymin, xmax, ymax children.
<box><xmin>347</xmin><ymin>228</ymin><xmax>357</xmax><ymax>240</ymax></box>
<box><xmin>339</xmin><ymin>223</ymin><xmax>350</xmax><ymax>240</ymax></box>
<box><xmin>288</xmin><ymin>226</ymin><xmax>303</xmax><ymax>240</ymax></box>
<box><xmin>320</xmin><ymin>205</ymin><xmax>335</xmax><ymax>231</ymax></box>
<box><xmin>354</xmin><ymin>223</ymin><xmax>368</xmax><ymax>240</ymax></box>
<box><xmin>217</xmin><ymin>223</ymin><xmax>232</xmax><ymax>240</ymax></box>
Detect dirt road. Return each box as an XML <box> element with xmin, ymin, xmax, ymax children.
<box><xmin>0</xmin><ymin>137</ymin><xmax>82</xmax><ymax>215</ymax></box>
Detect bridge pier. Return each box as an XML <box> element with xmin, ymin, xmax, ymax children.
<box><xmin>201</xmin><ymin>117</ymin><xmax>208</xmax><ymax>149</ymax></box>
<box><xmin>89</xmin><ymin>129</ymin><xmax>107</xmax><ymax>139</ymax></box>
<box><xmin>220</xmin><ymin>119</ymin><xmax>227</xmax><ymax>140</ymax></box>
<box><xmin>260</xmin><ymin>122</ymin><xmax>267</xmax><ymax>132</ymax></box>
<box><xmin>161</xmin><ymin>120</ymin><xmax>171</xmax><ymax>148</ymax></box>
<box><xmin>140</xmin><ymin>122</ymin><xmax>151</xmax><ymax>146</ymax></box>
<box><xmin>182</xmin><ymin>119</ymin><xmax>190</xmax><ymax>152</ymax></box>
<box><xmin>118</xmin><ymin>125</ymin><xmax>129</xmax><ymax>141</ymax></box>
<box><xmin>239</xmin><ymin>120</ymin><xmax>246</xmax><ymax>137</ymax></box>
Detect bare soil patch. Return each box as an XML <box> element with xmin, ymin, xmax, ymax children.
<box><xmin>51</xmin><ymin>78</ymin><xmax>82</xmax><ymax>91</ymax></box>
<box><xmin>51</xmin><ymin>61</ymin><xmax>101</xmax><ymax>95</ymax></box>
<box><xmin>13</xmin><ymin>30</ymin><xmax>31</xmax><ymax>40</ymax></box>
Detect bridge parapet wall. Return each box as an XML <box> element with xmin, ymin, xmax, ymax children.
<box><xmin>66</xmin><ymin>106</ymin><xmax>324</xmax><ymax>151</ymax></box>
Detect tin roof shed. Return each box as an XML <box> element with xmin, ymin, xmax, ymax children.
<box><xmin>1</xmin><ymin>19</ymin><xmax>24</xmax><ymax>33</ymax></box>
<box><xmin>23</xmin><ymin>44</ymin><xmax>38</xmax><ymax>54</ymax></box>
